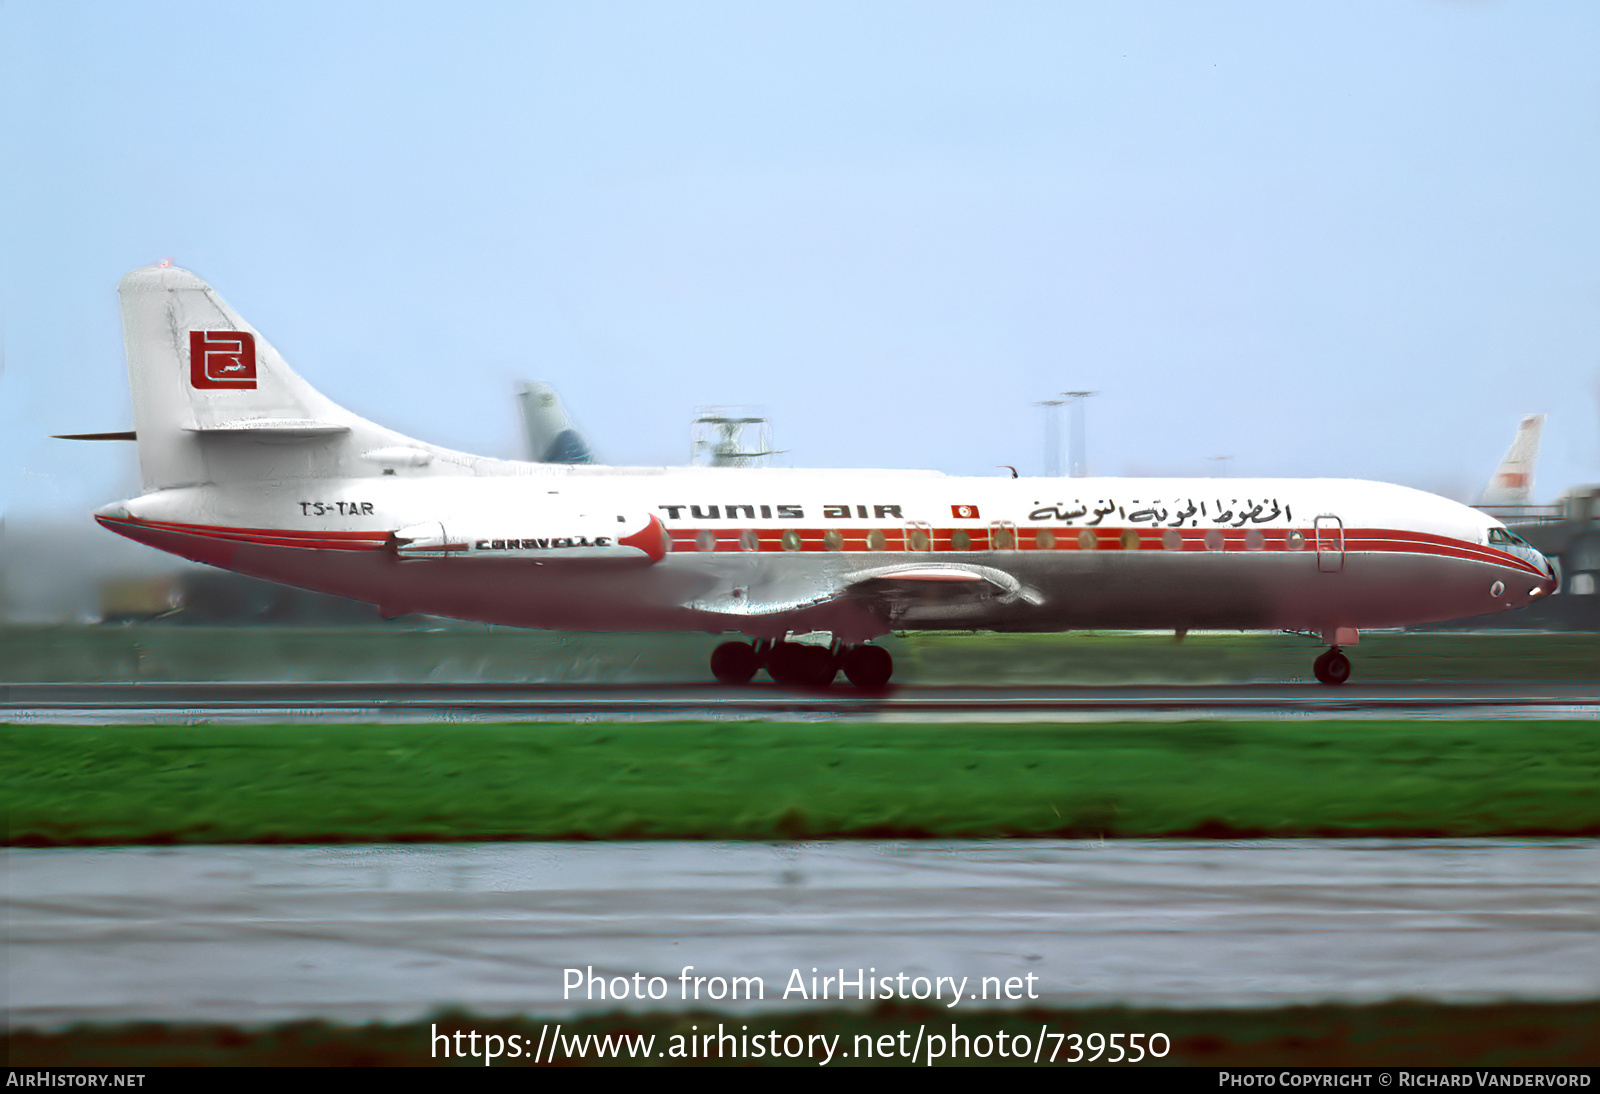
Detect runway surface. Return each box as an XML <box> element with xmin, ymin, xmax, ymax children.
<box><xmin>4</xmin><ymin>681</ymin><xmax>1597</xmax><ymax>723</ymax></box>
<box><xmin>5</xmin><ymin>839</ymin><xmax>1596</xmax><ymax>1029</ymax></box>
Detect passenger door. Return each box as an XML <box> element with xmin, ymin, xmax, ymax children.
<box><xmin>1315</xmin><ymin>515</ymin><xmax>1344</xmax><ymax>573</ymax></box>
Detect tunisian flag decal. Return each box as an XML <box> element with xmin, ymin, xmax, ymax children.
<box><xmin>951</xmin><ymin>504</ymin><xmax>980</xmax><ymax>519</ymax></box>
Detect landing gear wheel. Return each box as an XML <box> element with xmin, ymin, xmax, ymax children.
<box><xmin>805</xmin><ymin>645</ymin><xmax>839</xmax><ymax>687</ymax></box>
<box><xmin>1313</xmin><ymin>648</ymin><xmax>1351</xmax><ymax>687</ymax></box>
<box><xmin>767</xmin><ymin>642</ymin><xmax>837</xmax><ymax>687</ymax></box>
<box><xmin>710</xmin><ymin>641</ymin><xmax>760</xmax><ymax>684</ymax></box>
<box><xmin>841</xmin><ymin>645</ymin><xmax>894</xmax><ymax>688</ymax></box>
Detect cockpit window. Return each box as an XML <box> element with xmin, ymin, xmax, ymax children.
<box><xmin>1488</xmin><ymin>528</ymin><xmax>1532</xmax><ymax>548</ymax></box>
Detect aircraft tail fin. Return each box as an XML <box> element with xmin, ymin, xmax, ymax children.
<box><xmin>117</xmin><ymin>264</ymin><xmax>420</xmax><ymax>491</ymax></box>
<box><xmin>516</xmin><ymin>381</ymin><xmax>594</xmax><ymax>464</ymax></box>
<box><xmin>1478</xmin><ymin>414</ymin><xmax>1545</xmax><ymax>507</ymax></box>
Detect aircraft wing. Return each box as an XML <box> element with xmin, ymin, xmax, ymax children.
<box><xmin>687</xmin><ymin>561</ymin><xmax>1042</xmax><ymax>634</ymax></box>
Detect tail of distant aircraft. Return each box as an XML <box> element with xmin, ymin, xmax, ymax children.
<box><xmin>1478</xmin><ymin>414</ymin><xmax>1545</xmax><ymax>508</ymax></box>
<box><xmin>516</xmin><ymin>382</ymin><xmax>594</xmax><ymax>464</ymax></box>
<box><xmin>116</xmin><ymin>264</ymin><xmax>430</xmax><ymax>491</ymax></box>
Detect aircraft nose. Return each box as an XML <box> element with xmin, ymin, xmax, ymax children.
<box><xmin>1520</xmin><ymin>549</ymin><xmax>1559</xmax><ymax>602</ymax></box>
<box><xmin>1536</xmin><ymin>550</ymin><xmax>1559</xmax><ymax>595</ymax></box>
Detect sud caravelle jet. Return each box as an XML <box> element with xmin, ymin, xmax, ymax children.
<box><xmin>78</xmin><ymin>265</ymin><xmax>1557</xmax><ymax>687</ymax></box>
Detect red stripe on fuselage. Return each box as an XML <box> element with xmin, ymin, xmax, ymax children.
<box><xmin>664</xmin><ymin>523</ymin><xmax>1544</xmax><ymax>575</ymax></box>
<box><xmin>97</xmin><ymin>515</ymin><xmax>1545</xmax><ymax>578</ymax></box>
<box><xmin>97</xmin><ymin>515</ymin><xmax>390</xmax><ymax>553</ymax></box>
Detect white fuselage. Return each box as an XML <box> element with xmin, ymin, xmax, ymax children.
<box><xmin>93</xmin><ymin>262</ymin><xmax>1557</xmax><ymax>650</ymax></box>
<box><xmin>99</xmin><ymin>464</ymin><xmax>1556</xmax><ymax>643</ymax></box>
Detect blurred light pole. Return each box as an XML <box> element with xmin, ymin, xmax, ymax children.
<box><xmin>1034</xmin><ymin>399</ymin><xmax>1067</xmax><ymax>477</ymax></box>
<box><xmin>1063</xmin><ymin>391</ymin><xmax>1097</xmax><ymax>478</ymax></box>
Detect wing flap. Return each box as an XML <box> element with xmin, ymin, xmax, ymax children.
<box><xmin>687</xmin><ymin>562</ymin><xmax>1041</xmax><ymax>625</ymax></box>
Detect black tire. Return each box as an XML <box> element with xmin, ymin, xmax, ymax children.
<box><xmin>710</xmin><ymin>641</ymin><xmax>760</xmax><ymax>684</ymax></box>
<box><xmin>1313</xmin><ymin>649</ymin><xmax>1352</xmax><ymax>687</ymax></box>
<box><xmin>801</xmin><ymin>644</ymin><xmax>838</xmax><ymax>687</ymax></box>
<box><xmin>765</xmin><ymin>642</ymin><xmax>804</xmax><ymax>686</ymax></box>
<box><xmin>842</xmin><ymin>645</ymin><xmax>893</xmax><ymax>688</ymax></box>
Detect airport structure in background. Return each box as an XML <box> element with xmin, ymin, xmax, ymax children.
<box><xmin>1033</xmin><ymin>399</ymin><xmax>1068</xmax><ymax>478</ymax></box>
<box><xmin>1062</xmin><ymin>391</ymin><xmax>1097</xmax><ymax>478</ymax></box>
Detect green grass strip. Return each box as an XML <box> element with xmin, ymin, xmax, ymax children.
<box><xmin>5</xmin><ymin>719</ymin><xmax>1597</xmax><ymax>844</ymax></box>
<box><xmin>6</xmin><ymin>1002</ymin><xmax>1596</xmax><ymax>1066</ymax></box>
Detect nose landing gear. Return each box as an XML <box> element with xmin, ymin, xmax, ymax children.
<box><xmin>1313</xmin><ymin>647</ymin><xmax>1352</xmax><ymax>687</ymax></box>
<box><xmin>708</xmin><ymin>639</ymin><xmax>895</xmax><ymax>688</ymax></box>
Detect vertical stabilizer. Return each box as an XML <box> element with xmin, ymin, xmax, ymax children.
<box><xmin>1478</xmin><ymin>414</ymin><xmax>1545</xmax><ymax>507</ymax></box>
<box><xmin>516</xmin><ymin>382</ymin><xmax>594</xmax><ymax>464</ymax></box>
<box><xmin>117</xmin><ymin>264</ymin><xmax>420</xmax><ymax>490</ymax></box>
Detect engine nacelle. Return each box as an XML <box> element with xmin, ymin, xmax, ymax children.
<box><xmin>394</xmin><ymin>514</ymin><xmax>667</xmax><ymax>563</ymax></box>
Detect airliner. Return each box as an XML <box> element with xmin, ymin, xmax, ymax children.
<box><xmin>73</xmin><ymin>264</ymin><xmax>1556</xmax><ymax>687</ymax></box>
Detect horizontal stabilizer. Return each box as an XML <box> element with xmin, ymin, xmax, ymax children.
<box><xmin>183</xmin><ymin>418</ymin><xmax>351</xmax><ymax>437</ymax></box>
<box><xmin>53</xmin><ymin>431</ymin><xmax>137</xmax><ymax>441</ymax></box>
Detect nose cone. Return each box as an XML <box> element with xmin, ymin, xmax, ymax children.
<box><xmin>1531</xmin><ymin>550</ymin><xmax>1559</xmax><ymax>599</ymax></box>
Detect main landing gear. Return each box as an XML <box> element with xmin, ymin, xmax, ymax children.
<box><xmin>1313</xmin><ymin>647</ymin><xmax>1352</xmax><ymax>687</ymax></box>
<box><xmin>710</xmin><ymin>639</ymin><xmax>894</xmax><ymax>688</ymax></box>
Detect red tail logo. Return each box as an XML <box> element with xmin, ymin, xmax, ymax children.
<box><xmin>190</xmin><ymin>331</ymin><xmax>257</xmax><ymax>390</ymax></box>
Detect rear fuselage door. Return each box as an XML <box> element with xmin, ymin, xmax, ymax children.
<box><xmin>1315</xmin><ymin>514</ymin><xmax>1344</xmax><ymax>573</ymax></box>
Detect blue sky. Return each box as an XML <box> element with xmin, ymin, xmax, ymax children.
<box><xmin>4</xmin><ymin>1</ymin><xmax>1598</xmax><ymax>522</ymax></box>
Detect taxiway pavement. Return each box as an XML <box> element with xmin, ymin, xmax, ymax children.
<box><xmin>5</xmin><ymin>839</ymin><xmax>1595</xmax><ymax>1029</ymax></box>
<box><xmin>3</xmin><ymin>681</ymin><xmax>1597</xmax><ymax>723</ymax></box>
